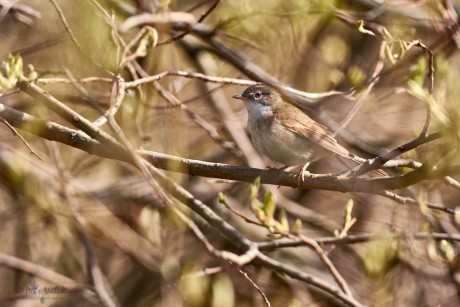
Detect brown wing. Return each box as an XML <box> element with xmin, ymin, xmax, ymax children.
<box><xmin>276</xmin><ymin>103</ymin><xmax>388</xmax><ymax>176</ymax></box>
<box><xmin>275</xmin><ymin>102</ymin><xmax>351</xmax><ymax>158</ymax></box>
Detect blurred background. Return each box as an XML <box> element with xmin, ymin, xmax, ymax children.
<box><xmin>1</xmin><ymin>0</ymin><xmax>460</xmax><ymax>306</ymax></box>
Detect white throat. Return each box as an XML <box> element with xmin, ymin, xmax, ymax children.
<box><xmin>244</xmin><ymin>101</ymin><xmax>273</xmax><ymax>130</ymax></box>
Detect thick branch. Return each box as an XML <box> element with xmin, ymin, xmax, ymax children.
<box><xmin>1</xmin><ymin>103</ymin><xmax>458</xmax><ymax>198</ymax></box>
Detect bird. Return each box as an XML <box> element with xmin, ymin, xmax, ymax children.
<box><xmin>232</xmin><ymin>84</ymin><xmax>385</xmax><ymax>182</ymax></box>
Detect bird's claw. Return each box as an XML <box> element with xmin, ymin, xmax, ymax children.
<box><xmin>297</xmin><ymin>163</ymin><xmax>311</xmax><ymax>188</ymax></box>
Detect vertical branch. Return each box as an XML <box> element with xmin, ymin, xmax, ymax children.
<box><xmin>420</xmin><ymin>41</ymin><xmax>435</xmax><ymax>137</ymax></box>
<box><xmin>335</xmin><ymin>40</ymin><xmax>387</xmax><ymax>135</ymax></box>
<box><xmin>49</xmin><ymin>144</ymin><xmax>120</xmax><ymax>307</ymax></box>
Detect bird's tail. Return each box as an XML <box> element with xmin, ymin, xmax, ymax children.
<box><xmin>347</xmin><ymin>153</ymin><xmax>389</xmax><ymax>177</ymax></box>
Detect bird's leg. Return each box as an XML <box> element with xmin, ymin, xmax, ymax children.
<box><xmin>298</xmin><ymin>162</ymin><xmax>311</xmax><ymax>187</ymax></box>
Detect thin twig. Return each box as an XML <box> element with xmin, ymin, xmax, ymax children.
<box><xmin>49</xmin><ymin>0</ymin><xmax>110</xmax><ymax>73</ymax></box>
<box><xmin>257</xmin><ymin>231</ymin><xmax>460</xmax><ymax>250</ymax></box>
<box><xmin>36</xmin><ymin>71</ymin><xmax>347</xmax><ymax>101</ymax></box>
<box><xmin>335</xmin><ymin>40</ymin><xmax>386</xmax><ymax>134</ymax></box>
<box><xmin>405</xmin><ymin>40</ymin><xmax>434</xmax><ymax>137</ymax></box>
<box><xmin>379</xmin><ymin>158</ymin><xmax>460</xmax><ymax>191</ymax></box>
<box><xmin>125</xmin><ymin>70</ymin><xmax>256</xmax><ymax>88</ymax></box>
<box><xmin>347</xmin><ymin>131</ymin><xmax>442</xmax><ymax>177</ymax></box>
<box><xmin>377</xmin><ymin>190</ymin><xmax>453</xmax><ymax>214</ymax></box>
<box><xmin>120</xmin><ymin>26</ymin><xmax>153</xmax><ymax>67</ymax></box>
<box><xmin>221</xmin><ymin>193</ymin><xmax>352</xmax><ymax>296</ymax></box>
<box><xmin>18</xmin><ymin>78</ymin><xmax>122</xmax><ymax>150</ymax></box>
<box><xmin>443</xmin><ymin>176</ymin><xmax>460</xmax><ymax>190</ymax></box>
<box><xmin>235</xmin><ymin>267</ymin><xmax>271</xmax><ymax>307</ymax></box>
<box><xmin>153</xmin><ymin>81</ymin><xmax>243</xmax><ymax>157</ymax></box>
<box><xmin>337</xmin><ymin>217</ymin><xmax>357</xmax><ymax>238</ymax></box>
<box><xmin>49</xmin><ymin>144</ymin><xmax>119</xmax><ymax>307</ymax></box>
<box><xmin>182</xmin><ymin>267</ymin><xmax>222</xmax><ymax>278</ymax></box>
<box><xmin>172</xmin><ymin>205</ymin><xmax>258</xmax><ymax>266</ymax></box>
<box><xmin>142</xmin><ymin>161</ymin><xmax>363</xmax><ymax>307</ymax></box>
<box><xmin>157</xmin><ymin>0</ymin><xmax>221</xmax><ymax>46</ymax></box>
<box><xmin>255</xmin><ymin>252</ymin><xmax>363</xmax><ymax>307</ymax></box>
<box><xmin>0</xmin><ymin>252</ymin><xmax>97</xmax><ymax>302</ymax></box>
<box><xmin>63</xmin><ymin>68</ymin><xmax>105</xmax><ymax>114</ymax></box>
<box><xmin>37</xmin><ymin>76</ymin><xmax>113</xmax><ymax>84</ymax></box>
<box><xmin>93</xmin><ymin>75</ymin><xmax>126</xmax><ymax>127</ymax></box>
<box><xmin>283</xmin><ymin>232</ymin><xmax>353</xmax><ymax>297</ymax></box>
<box><xmin>219</xmin><ymin>195</ymin><xmax>261</xmax><ymax>226</ymax></box>
<box><xmin>0</xmin><ymin>116</ymin><xmax>45</xmax><ymax>161</ymax></box>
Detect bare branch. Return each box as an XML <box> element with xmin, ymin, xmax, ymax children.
<box><xmin>257</xmin><ymin>232</ymin><xmax>460</xmax><ymax>250</ymax></box>
<box><xmin>0</xmin><ymin>102</ymin><xmax>457</xmax><ymax>210</ymax></box>
<box><xmin>0</xmin><ymin>116</ymin><xmax>45</xmax><ymax>161</ymax></box>
<box><xmin>0</xmin><ymin>252</ymin><xmax>97</xmax><ymax>302</ymax></box>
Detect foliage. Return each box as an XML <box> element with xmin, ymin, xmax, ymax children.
<box><xmin>1</xmin><ymin>1</ymin><xmax>460</xmax><ymax>306</ymax></box>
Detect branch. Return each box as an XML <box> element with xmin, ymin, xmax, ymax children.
<box><xmin>50</xmin><ymin>145</ymin><xmax>119</xmax><ymax>307</ymax></box>
<box><xmin>257</xmin><ymin>232</ymin><xmax>460</xmax><ymax>250</ymax></box>
<box><xmin>144</xmin><ymin>162</ymin><xmax>362</xmax><ymax>306</ymax></box>
<box><xmin>0</xmin><ymin>252</ymin><xmax>97</xmax><ymax>302</ymax></box>
<box><xmin>1</xmin><ymin>102</ymin><xmax>458</xmax><ymax>202</ymax></box>
<box><xmin>347</xmin><ymin>131</ymin><xmax>442</xmax><ymax>177</ymax></box>
<box><xmin>255</xmin><ymin>252</ymin><xmax>364</xmax><ymax>307</ymax></box>
<box><xmin>0</xmin><ymin>117</ymin><xmax>45</xmax><ymax>161</ymax></box>
<box><xmin>18</xmin><ymin>79</ymin><xmax>122</xmax><ymax>151</ymax></box>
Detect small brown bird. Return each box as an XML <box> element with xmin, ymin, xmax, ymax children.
<box><xmin>233</xmin><ymin>84</ymin><xmax>382</xmax><ymax>180</ymax></box>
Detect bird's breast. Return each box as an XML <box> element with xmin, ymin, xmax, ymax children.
<box><xmin>248</xmin><ymin>114</ymin><xmax>319</xmax><ymax>165</ymax></box>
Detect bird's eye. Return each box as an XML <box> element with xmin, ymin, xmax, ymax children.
<box><xmin>254</xmin><ymin>92</ymin><xmax>262</xmax><ymax>99</ymax></box>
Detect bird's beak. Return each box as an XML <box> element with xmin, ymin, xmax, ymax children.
<box><xmin>232</xmin><ymin>94</ymin><xmax>243</xmax><ymax>100</ymax></box>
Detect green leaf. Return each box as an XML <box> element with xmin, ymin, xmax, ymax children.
<box><xmin>427</xmin><ymin>237</ymin><xmax>438</xmax><ymax>260</ymax></box>
<box><xmin>263</xmin><ymin>191</ymin><xmax>276</xmax><ymax>219</ymax></box>
<box><xmin>249</xmin><ymin>177</ymin><xmax>260</xmax><ymax>200</ymax></box>
<box><xmin>251</xmin><ymin>203</ymin><xmax>266</xmax><ymax>221</ymax></box>
<box><xmin>344</xmin><ymin>199</ymin><xmax>354</xmax><ymax>226</ymax></box>
<box><xmin>11</xmin><ymin>54</ymin><xmax>23</xmax><ymax>77</ymax></box>
<box><xmin>382</xmin><ymin>27</ymin><xmax>394</xmax><ymax>41</ymax></box>
<box><xmin>135</xmin><ymin>27</ymin><xmax>158</xmax><ymax>57</ymax></box>
<box><xmin>293</xmin><ymin>218</ymin><xmax>302</xmax><ymax>235</ymax></box>
<box><xmin>385</xmin><ymin>44</ymin><xmax>397</xmax><ymax>65</ymax></box>
<box><xmin>218</xmin><ymin>192</ymin><xmax>226</xmax><ymax>204</ymax></box>
<box><xmin>440</xmin><ymin>240</ymin><xmax>455</xmax><ymax>263</ymax></box>
<box><xmin>0</xmin><ymin>54</ymin><xmax>24</xmax><ymax>91</ymax></box>
<box><xmin>357</xmin><ymin>20</ymin><xmax>375</xmax><ymax>36</ymax></box>
<box><xmin>276</xmin><ymin>208</ymin><xmax>289</xmax><ymax>232</ymax></box>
